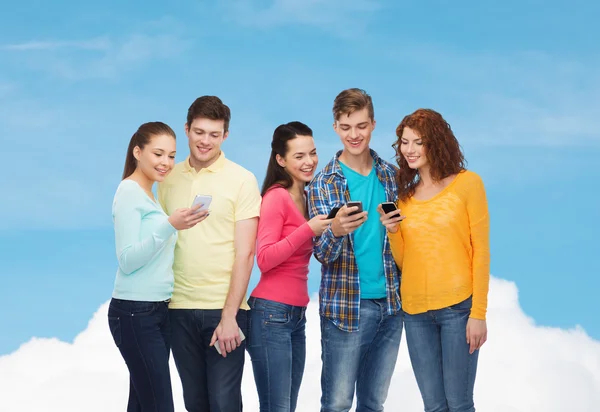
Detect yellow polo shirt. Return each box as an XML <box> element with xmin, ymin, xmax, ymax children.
<box><xmin>158</xmin><ymin>152</ymin><xmax>261</xmax><ymax>310</ymax></box>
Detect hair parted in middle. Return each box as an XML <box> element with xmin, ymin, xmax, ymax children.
<box><xmin>393</xmin><ymin>108</ymin><xmax>466</xmax><ymax>202</ymax></box>
<box><xmin>332</xmin><ymin>88</ymin><xmax>374</xmax><ymax>121</ymax></box>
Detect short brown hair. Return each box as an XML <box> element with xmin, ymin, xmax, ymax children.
<box><xmin>187</xmin><ymin>96</ymin><xmax>231</xmax><ymax>133</ymax></box>
<box><xmin>332</xmin><ymin>88</ymin><xmax>374</xmax><ymax>121</ymax></box>
<box><xmin>393</xmin><ymin>109</ymin><xmax>466</xmax><ymax>201</ymax></box>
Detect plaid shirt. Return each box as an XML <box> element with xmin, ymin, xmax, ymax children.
<box><xmin>307</xmin><ymin>149</ymin><xmax>402</xmax><ymax>332</ymax></box>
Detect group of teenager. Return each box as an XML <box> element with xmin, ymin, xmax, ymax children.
<box><xmin>108</xmin><ymin>88</ymin><xmax>490</xmax><ymax>412</ymax></box>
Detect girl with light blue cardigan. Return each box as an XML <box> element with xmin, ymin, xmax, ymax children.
<box><xmin>109</xmin><ymin>122</ymin><xmax>207</xmax><ymax>412</ymax></box>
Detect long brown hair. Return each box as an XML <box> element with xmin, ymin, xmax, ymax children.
<box><xmin>122</xmin><ymin>122</ymin><xmax>176</xmax><ymax>180</ymax></box>
<box><xmin>393</xmin><ymin>109</ymin><xmax>466</xmax><ymax>201</ymax></box>
<box><xmin>261</xmin><ymin>121</ymin><xmax>313</xmax><ymax>197</ymax></box>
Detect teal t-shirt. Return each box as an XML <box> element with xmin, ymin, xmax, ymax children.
<box><xmin>339</xmin><ymin>161</ymin><xmax>387</xmax><ymax>299</ymax></box>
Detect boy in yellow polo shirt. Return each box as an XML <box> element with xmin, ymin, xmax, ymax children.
<box><xmin>158</xmin><ymin>96</ymin><xmax>261</xmax><ymax>411</ymax></box>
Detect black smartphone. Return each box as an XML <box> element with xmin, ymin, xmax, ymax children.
<box><xmin>327</xmin><ymin>206</ymin><xmax>341</xmax><ymax>219</ymax></box>
<box><xmin>381</xmin><ymin>201</ymin><xmax>400</xmax><ymax>218</ymax></box>
<box><xmin>347</xmin><ymin>201</ymin><xmax>363</xmax><ymax>216</ymax></box>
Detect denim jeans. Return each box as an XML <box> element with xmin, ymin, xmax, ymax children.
<box><xmin>107</xmin><ymin>298</ymin><xmax>174</xmax><ymax>412</ymax></box>
<box><xmin>320</xmin><ymin>298</ymin><xmax>403</xmax><ymax>412</ymax></box>
<box><xmin>246</xmin><ymin>297</ymin><xmax>307</xmax><ymax>412</ymax></box>
<box><xmin>169</xmin><ymin>308</ymin><xmax>248</xmax><ymax>412</ymax></box>
<box><xmin>403</xmin><ymin>296</ymin><xmax>479</xmax><ymax>412</ymax></box>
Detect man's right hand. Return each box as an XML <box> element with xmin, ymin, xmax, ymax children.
<box><xmin>330</xmin><ymin>204</ymin><xmax>367</xmax><ymax>237</ymax></box>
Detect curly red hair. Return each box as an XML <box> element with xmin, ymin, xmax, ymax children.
<box><xmin>393</xmin><ymin>109</ymin><xmax>466</xmax><ymax>202</ymax></box>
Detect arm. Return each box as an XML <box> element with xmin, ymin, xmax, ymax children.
<box><xmin>307</xmin><ymin>181</ymin><xmax>346</xmax><ymax>264</ymax></box>
<box><xmin>211</xmin><ymin>217</ymin><xmax>258</xmax><ymax>357</ymax></box>
<box><xmin>211</xmin><ymin>173</ymin><xmax>261</xmax><ymax>357</ymax></box>
<box><xmin>114</xmin><ymin>184</ymin><xmax>176</xmax><ymax>275</ymax></box>
<box><xmin>387</xmin><ymin>229</ymin><xmax>405</xmax><ymax>269</ymax></box>
<box><xmin>467</xmin><ymin>174</ymin><xmax>491</xmax><ymax>320</ymax></box>
<box><xmin>256</xmin><ymin>190</ymin><xmax>314</xmax><ymax>273</ymax></box>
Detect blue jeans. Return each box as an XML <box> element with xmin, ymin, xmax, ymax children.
<box><xmin>169</xmin><ymin>308</ymin><xmax>248</xmax><ymax>412</ymax></box>
<box><xmin>246</xmin><ymin>297</ymin><xmax>307</xmax><ymax>412</ymax></box>
<box><xmin>107</xmin><ymin>298</ymin><xmax>174</xmax><ymax>412</ymax></box>
<box><xmin>403</xmin><ymin>296</ymin><xmax>479</xmax><ymax>412</ymax></box>
<box><xmin>320</xmin><ymin>298</ymin><xmax>403</xmax><ymax>412</ymax></box>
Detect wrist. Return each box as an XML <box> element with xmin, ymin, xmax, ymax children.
<box><xmin>222</xmin><ymin>306</ymin><xmax>238</xmax><ymax>320</ymax></box>
<box><xmin>330</xmin><ymin>223</ymin><xmax>342</xmax><ymax>238</ymax></box>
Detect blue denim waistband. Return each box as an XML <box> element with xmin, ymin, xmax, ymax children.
<box><xmin>248</xmin><ymin>296</ymin><xmax>307</xmax><ymax>318</ymax></box>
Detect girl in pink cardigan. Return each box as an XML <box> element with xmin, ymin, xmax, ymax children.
<box><xmin>247</xmin><ymin>121</ymin><xmax>331</xmax><ymax>411</ymax></box>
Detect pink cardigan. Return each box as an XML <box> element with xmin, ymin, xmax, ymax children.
<box><xmin>250</xmin><ymin>186</ymin><xmax>314</xmax><ymax>307</ymax></box>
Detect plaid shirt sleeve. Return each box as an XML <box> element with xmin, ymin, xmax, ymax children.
<box><xmin>307</xmin><ymin>178</ymin><xmax>346</xmax><ymax>264</ymax></box>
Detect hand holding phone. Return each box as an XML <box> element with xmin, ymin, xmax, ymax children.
<box><xmin>330</xmin><ymin>201</ymin><xmax>367</xmax><ymax>237</ymax></box>
<box><xmin>378</xmin><ymin>202</ymin><xmax>405</xmax><ymax>234</ymax></box>
<box><xmin>381</xmin><ymin>202</ymin><xmax>401</xmax><ymax>218</ymax></box>
<box><xmin>214</xmin><ymin>328</ymin><xmax>246</xmax><ymax>355</ymax></box>
<box><xmin>191</xmin><ymin>194</ymin><xmax>212</xmax><ymax>214</ymax></box>
<box><xmin>347</xmin><ymin>201</ymin><xmax>363</xmax><ymax>216</ymax></box>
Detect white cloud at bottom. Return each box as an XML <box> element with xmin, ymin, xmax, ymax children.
<box><xmin>1</xmin><ymin>277</ymin><xmax>599</xmax><ymax>411</ymax></box>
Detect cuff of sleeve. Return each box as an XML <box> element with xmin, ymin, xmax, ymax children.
<box><xmin>299</xmin><ymin>222</ymin><xmax>316</xmax><ymax>241</ymax></box>
<box><xmin>322</xmin><ymin>225</ymin><xmax>344</xmax><ymax>242</ymax></box>
<box><xmin>387</xmin><ymin>228</ymin><xmax>401</xmax><ymax>239</ymax></box>
<box><xmin>469</xmin><ymin>309</ymin><xmax>487</xmax><ymax>320</ymax></box>
<box><xmin>156</xmin><ymin>218</ymin><xmax>177</xmax><ymax>240</ymax></box>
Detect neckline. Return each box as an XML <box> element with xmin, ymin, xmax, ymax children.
<box><xmin>123</xmin><ymin>179</ymin><xmax>157</xmax><ymax>204</ymax></box>
<box><xmin>410</xmin><ymin>171</ymin><xmax>464</xmax><ymax>204</ymax></box>
<box><xmin>339</xmin><ymin>159</ymin><xmax>375</xmax><ymax>178</ymax></box>
<box><xmin>271</xmin><ymin>186</ymin><xmax>308</xmax><ymax>222</ymax></box>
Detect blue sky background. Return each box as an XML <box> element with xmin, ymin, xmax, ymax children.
<box><xmin>1</xmin><ymin>0</ymin><xmax>599</xmax><ymax>355</ymax></box>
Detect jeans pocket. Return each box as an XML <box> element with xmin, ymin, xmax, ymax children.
<box><xmin>130</xmin><ymin>302</ymin><xmax>157</xmax><ymax>316</ymax></box>
<box><xmin>264</xmin><ymin>308</ymin><xmax>290</xmax><ymax>325</ymax></box>
<box><xmin>108</xmin><ymin>316</ymin><xmax>122</xmax><ymax>347</ymax></box>
<box><xmin>109</xmin><ymin>299</ymin><xmax>157</xmax><ymax>317</ymax></box>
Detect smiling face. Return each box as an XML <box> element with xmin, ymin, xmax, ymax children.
<box><xmin>185</xmin><ymin>117</ymin><xmax>228</xmax><ymax>170</ymax></box>
<box><xmin>276</xmin><ymin>134</ymin><xmax>318</xmax><ymax>186</ymax></box>
<box><xmin>333</xmin><ymin>107</ymin><xmax>375</xmax><ymax>157</ymax></box>
<box><xmin>399</xmin><ymin>126</ymin><xmax>428</xmax><ymax>170</ymax></box>
<box><xmin>133</xmin><ymin>134</ymin><xmax>176</xmax><ymax>183</ymax></box>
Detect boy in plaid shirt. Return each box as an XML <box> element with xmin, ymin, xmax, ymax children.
<box><xmin>307</xmin><ymin>88</ymin><xmax>403</xmax><ymax>412</ymax></box>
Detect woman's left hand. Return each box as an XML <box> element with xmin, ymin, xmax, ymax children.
<box><xmin>466</xmin><ymin>318</ymin><xmax>487</xmax><ymax>354</ymax></box>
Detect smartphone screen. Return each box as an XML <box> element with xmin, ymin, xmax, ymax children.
<box><xmin>191</xmin><ymin>194</ymin><xmax>212</xmax><ymax>213</ymax></box>
<box><xmin>381</xmin><ymin>202</ymin><xmax>401</xmax><ymax>218</ymax></box>
<box><xmin>327</xmin><ymin>206</ymin><xmax>341</xmax><ymax>219</ymax></box>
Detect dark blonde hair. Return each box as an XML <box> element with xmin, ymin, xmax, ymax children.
<box><xmin>332</xmin><ymin>88</ymin><xmax>374</xmax><ymax>121</ymax></box>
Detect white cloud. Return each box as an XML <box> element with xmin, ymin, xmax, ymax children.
<box><xmin>1</xmin><ymin>33</ymin><xmax>187</xmax><ymax>81</ymax></box>
<box><xmin>1</xmin><ymin>277</ymin><xmax>599</xmax><ymax>411</ymax></box>
<box><xmin>1</xmin><ymin>38</ymin><xmax>110</xmax><ymax>52</ymax></box>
